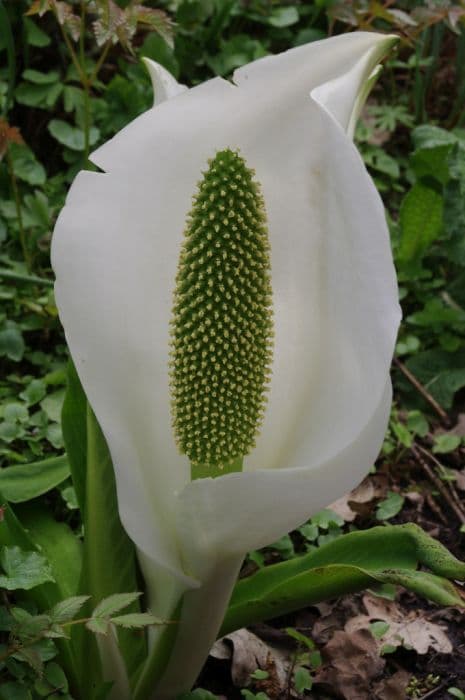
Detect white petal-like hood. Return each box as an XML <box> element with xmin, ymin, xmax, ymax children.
<box><xmin>52</xmin><ymin>32</ymin><xmax>401</xmax><ymax>591</ymax></box>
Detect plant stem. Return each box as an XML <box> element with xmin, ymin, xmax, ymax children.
<box><xmin>6</xmin><ymin>147</ymin><xmax>31</xmax><ymax>272</ymax></box>
<box><xmin>89</xmin><ymin>41</ymin><xmax>111</xmax><ymax>87</ymax></box>
<box><xmin>0</xmin><ymin>269</ymin><xmax>54</xmax><ymax>286</ymax></box>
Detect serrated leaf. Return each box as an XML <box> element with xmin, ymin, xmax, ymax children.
<box><xmin>49</xmin><ymin>595</ymin><xmax>90</xmax><ymax>623</ymax></box>
<box><xmin>85</xmin><ymin>617</ymin><xmax>110</xmax><ymax>635</ymax></box>
<box><xmin>110</xmin><ymin>612</ymin><xmax>164</xmax><ymax>629</ymax></box>
<box><xmin>14</xmin><ymin>646</ymin><xmax>44</xmax><ymax>675</ymax></box>
<box><xmin>0</xmin><ymin>546</ymin><xmax>54</xmax><ymax>590</ymax></box>
<box><xmin>92</xmin><ymin>591</ymin><xmax>141</xmax><ymax>618</ymax></box>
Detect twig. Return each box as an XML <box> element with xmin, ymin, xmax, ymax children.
<box><xmin>394</xmin><ymin>358</ymin><xmax>450</xmax><ymax>426</ymax></box>
<box><xmin>418</xmin><ymin>681</ymin><xmax>448</xmax><ymax>700</ymax></box>
<box><xmin>412</xmin><ymin>445</ymin><xmax>465</xmax><ymax>524</ymax></box>
<box><xmin>417</xmin><ymin>444</ymin><xmax>465</xmax><ymax>513</ymax></box>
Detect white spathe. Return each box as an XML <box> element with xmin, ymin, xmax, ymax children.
<box><xmin>52</xmin><ymin>32</ymin><xmax>401</xmax><ymax>698</ymax></box>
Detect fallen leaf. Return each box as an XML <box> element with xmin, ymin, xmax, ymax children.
<box><xmin>211</xmin><ymin>628</ymin><xmax>289</xmax><ymax>689</ymax></box>
<box><xmin>329</xmin><ymin>477</ymin><xmax>388</xmax><ymax>522</ymax></box>
<box><xmin>374</xmin><ymin>669</ymin><xmax>412</xmax><ymax>700</ymax></box>
<box><xmin>345</xmin><ymin>594</ymin><xmax>452</xmax><ymax>655</ymax></box>
<box><xmin>316</xmin><ymin>628</ymin><xmax>385</xmax><ymax>699</ymax></box>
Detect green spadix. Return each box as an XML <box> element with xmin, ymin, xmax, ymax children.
<box><xmin>170</xmin><ymin>149</ymin><xmax>273</xmax><ymax>479</ymax></box>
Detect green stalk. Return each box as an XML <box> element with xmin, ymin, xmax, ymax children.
<box><xmin>413</xmin><ymin>28</ymin><xmax>429</xmax><ymax>123</ymax></box>
<box><xmin>0</xmin><ymin>0</ymin><xmax>15</xmax><ymax>115</ymax></box>
<box><xmin>0</xmin><ymin>269</ymin><xmax>53</xmax><ymax>286</ymax></box>
<box><xmin>6</xmin><ymin>147</ymin><xmax>31</xmax><ymax>272</ymax></box>
<box><xmin>79</xmin><ymin>0</ymin><xmax>91</xmax><ymax>164</ymax></box>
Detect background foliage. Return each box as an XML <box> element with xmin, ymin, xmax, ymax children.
<box><xmin>1</xmin><ymin>0</ymin><xmax>465</xmax><ymax>698</ymax></box>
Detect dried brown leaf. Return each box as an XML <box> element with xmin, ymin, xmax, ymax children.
<box><xmin>211</xmin><ymin>628</ymin><xmax>289</xmax><ymax>690</ymax></box>
<box><xmin>316</xmin><ymin>628</ymin><xmax>385</xmax><ymax>700</ymax></box>
<box><xmin>0</xmin><ymin>119</ymin><xmax>23</xmax><ymax>160</ymax></box>
<box><xmin>345</xmin><ymin>594</ymin><xmax>452</xmax><ymax>655</ymax></box>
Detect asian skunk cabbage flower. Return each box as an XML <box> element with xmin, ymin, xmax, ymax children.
<box><xmin>52</xmin><ymin>32</ymin><xmax>401</xmax><ymax>699</ymax></box>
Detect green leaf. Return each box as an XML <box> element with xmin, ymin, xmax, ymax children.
<box><xmin>110</xmin><ymin>612</ymin><xmax>164</xmax><ymax>629</ymax></box>
<box><xmin>92</xmin><ymin>592</ymin><xmax>142</xmax><ymax>619</ymax></box>
<box><xmin>0</xmin><ymin>504</ymin><xmax>81</xmax><ymax>693</ymax></box>
<box><xmin>311</xmin><ymin>508</ymin><xmax>344</xmax><ymax>529</ymax></box>
<box><xmin>40</xmin><ymin>389</ymin><xmax>65</xmax><ymax>423</ymax></box>
<box><xmin>0</xmin><ymin>456</ymin><xmax>70</xmax><ymax>502</ymax></box>
<box><xmin>0</xmin><ymin>323</ymin><xmax>25</xmax><ymax>361</ymax></box>
<box><xmin>0</xmin><ymin>546</ymin><xmax>54</xmax><ymax>590</ymax></box>
<box><xmin>294</xmin><ymin>666</ymin><xmax>313</xmax><ymax>693</ymax></box>
<box><xmin>443</xmin><ymin>143</ymin><xmax>465</xmax><ymax>264</ymax></box>
<box><xmin>15</xmin><ymin>82</ymin><xmax>62</xmax><ymax>109</ymax></box>
<box><xmin>85</xmin><ymin>616</ymin><xmax>110</xmax><ymax>636</ymax></box>
<box><xmin>0</xmin><ymin>682</ymin><xmax>32</xmax><ymax>700</ymax></box>
<box><xmin>61</xmin><ymin>361</ymin><xmax>145</xmax><ymax>689</ymax></box>
<box><xmin>9</xmin><ymin>143</ymin><xmax>46</xmax><ymax>186</ymax></box>
<box><xmin>268</xmin><ymin>6</ymin><xmax>299</xmax><ymax>27</ymax></box>
<box><xmin>49</xmin><ymin>596</ymin><xmax>90</xmax><ymax>624</ymax></box>
<box><xmin>61</xmin><ymin>361</ymin><xmax>87</xmax><ymax>512</ymax></box>
<box><xmin>15</xmin><ymin>504</ymin><xmax>82</xmax><ymax>600</ymax></box>
<box><xmin>406</xmin><ymin>349</ymin><xmax>465</xmax><ymax>409</ymax></box>
<box><xmin>376</xmin><ymin>491</ymin><xmax>405</xmax><ymax>520</ymax></box>
<box><xmin>433</xmin><ymin>434</ymin><xmax>461</xmax><ymax>454</ymax></box>
<box><xmin>398</xmin><ymin>182</ymin><xmax>443</xmax><ymax>263</ymax></box>
<box><xmin>48</xmin><ymin>119</ymin><xmax>99</xmax><ymax>151</ymax></box>
<box><xmin>370</xmin><ymin>620</ymin><xmax>390</xmax><ymax>638</ymax></box>
<box><xmin>44</xmin><ymin>661</ymin><xmax>68</xmax><ymax>692</ymax></box>
<box><xmin>412</xmin><ymin>125</ymin><xmax>458</xmax><ymax>150</ymax></box>
<box><xmin>24</xmin><ymin>17</ymin><xmax>51</xmax><ymax>47</ymax></box>
<box><xmin>221</xmin><ymin>525</ymin><xmax>465</xmax><ymax>636</ymax></box>
<box><xmin>177</xmin><ymin>691</ymin><xmax>220</xmax><ymax>700</ymax></box>
<box><xmin>410</xmin><ymin>144</ymin><xmax>452</xmax><ymax>185</ymax></box>
<box><xmin>22</xmin><ymin>69</ymin><xmax>60</xmax><ymax>85</ymax></box>
<box><xmin>20</xmin><ymin>379</ymin><xmax>47</xmax><ymax>405</ymax></box>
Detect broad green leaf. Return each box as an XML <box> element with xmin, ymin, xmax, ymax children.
<box><xmin>221</xmin><ymin>525</ymin><xmax>465</xmax><ymax>636</ymax></box>
<box><xmin>0</xmin><ymin>503</ymin><xmax>80</xmax><ymax>693</ymax></box>
<box><xmin>62</xmin><ymin>361</ymin><xmax>145</xmax><ymax>692</ymax></box>
<box><xmin>92</xmin><ymin>592</ymin><xmax>142</xmax><ymax>619</ymax></box>
<box><xmin>398</xmin><ymin>182</ymin><xmax>443</xmax><ymax>263</ymax></box>
<box><xmin>49</xmin><ymin>596</ymin><xmax>90</xmax><ymax>624</ymax></box>
<box><xmin>0</xmin><ymin>456</ymin><xmax>70</xmax><ymax>502</ymax></box>
<box><xmin>15</xmin><ymin>504</ymin><xmax>82</xmax><ymax>600</ymax></box>
<box><xmin>0</xmin><ymin>546</ymin><xmax>54</xmax><ymax>590</ymax></box>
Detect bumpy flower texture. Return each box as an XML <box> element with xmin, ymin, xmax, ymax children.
<box><xmin>52</xmin><ymin>31</ymin><xmax>401</xmax><ymax>697</ymax></box>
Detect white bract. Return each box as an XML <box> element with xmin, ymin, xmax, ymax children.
<box><xmin>52</xmin><ymin>32</ymin><xmax>401</xmax><ymax>699</ymax></box>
